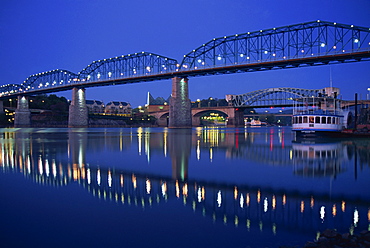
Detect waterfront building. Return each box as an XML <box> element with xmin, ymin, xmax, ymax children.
<box><xmin>105</xmin><ymin>101</ymin><xmax>132</xmax><ymax>115</ymax></box>
<box><xmin>86</xmin><ymin>100</ymin><xmax>105</xmax><ymax>113</ymax></box>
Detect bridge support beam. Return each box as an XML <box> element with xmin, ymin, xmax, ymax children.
<box><xmin>227</xmin><ymin>108</ymin><xmax>244</xmax><ymax>127</ymax></box>
<box><xmin>68</xmin><ymin>88</ymin><xmax>88</xmax><ymax>128</ymax></box>
<box><xmin>169</xmin><ymin>77</ymin><xmax>192</xmax><ymax>128</ymax></box>
<box><xmin>14</xmin><ymin>96</ymin><xmax>31</xmax><ymax>127</ymax></box>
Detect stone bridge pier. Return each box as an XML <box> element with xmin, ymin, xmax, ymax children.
<box><xmin>169</xmin><ymin>77</ymin><xmax>192</xmax><ymax>128</ymax></box>
<box><xmin>68</xmin><ymin>87</ymin><xmax>88</xmax><ymax>128</ymax></box>
<box><xmin>14</xmin><ymin>96</ymin><xmax>31</xmax><ymax>127</ymax></box>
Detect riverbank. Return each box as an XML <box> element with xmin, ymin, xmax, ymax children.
<box><xmin>281</xmin><ymin>229</ymin><xmax>370</xmax><ymax>248</ymax></box>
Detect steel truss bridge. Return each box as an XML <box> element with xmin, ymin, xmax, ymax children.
<box><xmin>1</xmin><ymin>20</ymin><xmax>370</xmax><ymax>98</ymax></box>
<box><xmin>226</xmin><ymin>87</ymin><xmax>322</xmax><ymax>107</ymax></box>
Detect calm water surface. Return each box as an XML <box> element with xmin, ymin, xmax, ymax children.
<box><xmin>0</xmin><ymin>127</ymin><xmax>369</xmax><ymax>248</ymax></box>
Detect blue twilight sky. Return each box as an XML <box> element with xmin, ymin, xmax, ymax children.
<box><xmin>0</xmin><ymin>0</ymin><xmax>369</xmax><ymax>107</ymax></box>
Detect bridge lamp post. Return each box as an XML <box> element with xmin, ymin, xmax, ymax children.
<box><xmin>208</xmin><ymin>97</ymin><xmax>213</xmax><ymax>107</ymax></box>
<box><xmin>197</xmin><ymin>99</ymin><xmax>200</xmax><ymax>108</ymax></box>
<box><xmin>367</xmin><ymin>88</ymin><xmax>370</xmax><ymax>100</ymax></box>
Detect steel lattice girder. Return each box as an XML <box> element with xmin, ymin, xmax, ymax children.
<box><xmin>0</xmin><ymin>69</ymin><xmax>79</xmax><ymax>97</ymax></box>
<box><xmin>179</xmin><ymin>20</ymin><xmax>370</xmax><ymax>70</ymax></box>
<box><xmin>0</xmin><ymin>21</ymin><xmax>369</xmax><ymax>99</ymax></box>
<box><xmin>0</xmin><ymin>84</ymin><xmax>25</xmax><ymax>97</ymax></box>
<box><xmin>227</xmin><ymin>87</ymin><xmax>321</xmax><ymax>107</ymax></box>
<box><xmin>78</xmin><ymin>51</ymin><xmax>178</xmax><ymax>82</ymax></box>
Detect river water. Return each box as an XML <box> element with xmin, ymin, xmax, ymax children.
<box><xmin>0</xmin><ymin>127</ymin><xmax>369</xmax><ymax>248</ymax></box>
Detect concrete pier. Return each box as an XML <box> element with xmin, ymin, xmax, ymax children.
<box><xmin>227</xmin><ymin>108</ymin><xmax>245</xmax><ymax>127</ymax></box>
<box><xmin>68</xmin><ymin>88</ymin><xmax>88</xmax><ymax>127</ymax></box>
<box><xmin>14</xmin><ymin>96</ymin><xmax>31</xmax><ymax>127</ymax></box>
<box><xmin>169</xmin><ymin>77</ymin><xmax>192</xmax><ymax>128</ymax></box>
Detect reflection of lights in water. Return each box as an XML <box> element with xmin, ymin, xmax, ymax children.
<box><xmin>97</xmin><ymin>169</ymin><xmax>101</xmax><ymax>186</ymax></box>
<box><xmin>223</xmin><ymin>215</ymin><xmax>227</xmax><ymax>224</ymax></box>
<box><xmin>257</xmin><ymin>190</ymin><xmax>261</xmax><ymax>203</ymax></box>
<box><xmin>45</xmin><ymin>160</ymin><xmax>50</xmax><ymax>177</ymax></box>
<box><xmin>272</xmin><ymin>223</ymin><xmax>277</xmax><ymax>235</ymax></box>
<box><xmin>240</xmin><ymin>194</ymin><xmax>244</xmax><ymax>208</ymax></box>
<box><xmin>182</xmin><ymin>183</ymin><xmax>188</xmax><ymax>197</ymax></box>
<box><xmin>108</xmin><ymin>170</ymin><xmax>112</xmax><ymax>187</ymax></box>
<box><xmin>176</xmin><ymin>180</ymin><xmax>180</xmax><ymax>198</ymax></box>
<box><xmin>246</xmin><ymin>219</ymin><xmax>251</xmax><ymax>230</ymax></box>
<box><xmin>234</xmin><ymin>186</ymin><xmax>238</xmax><ymax>200</ymax></box>
<box><xmin>282</xmin><ymin>194</ymin><xmax>286</xmax><ymax>206</ymax></box>
<box><xmin>27</xmin><ymin>156</ymin><xmax>31</xmax><ymax>174</ymax></box>
<box><xmin>132</xmin><ymin>174</ymin><xmax>137</xmax><ymax>189</ymax></box>
<box><xmin>368</xmin><ymin>209</ymin><xmax>370</xmax><ymax>222</ymax></box>
<box><xmin>146</xmin><ymin>179</ymin><xmax>151</xmax><ymax>194</ymax></box>
<box><xmin>197</xmin><ymin>187</ymin><xmax>202</xmax><ymax>202</ymax></box>
<box><xmin>264</xmin><ymin>197</ymin><xmax>268</xmax><ymax>212</ymax></box>
<box><xmin>138</xmin><ymin>127</ymin><xmax>142</xmax><ymax>155</ymax></box>
<box><xmin>201</xmin><ymin>187</ymin><xmax>205</xmax><ymax>201</ymax></box>
<box><xmin>272</xmin><ymin>195</ymin><xmax>276</xmax><ymax>210</ymax></box>
<box><xmin>234</xmin><ymin>216</ymin><xmax>238</xmax><ymax>226</ymax></box>
<box><xmin>300</xmin><ymin>201</ymin><xmax>304</xmax><ymax>213</ymax></box>
<box><xmin>246</xmin><ymin>193</ymin><xmax>250</xmax><ymax>207</ymax></box>
<box><xmin>120</xmin><ymin>175</ymin><xmax>124</xmax><ymax>187</ymax></box>
<box><xmin>349</xmin><ymin>225</ymin><xmax>354</xmax><ymax>235</ymax></box>
<box><xmin>259</xmin><ymin>221</ymin><xmax>263</xmax><ymax>231</ymax></box>
<box><xmin>196</xmin><ymin>140</ymin><xmax>200</xmax><ymax>160</ymax></box>
<box><xmin>217</xmin><ymin>190</ymin><xmax>222</xmax><ymax>207</ymax></box>
<box><xmin>342</xmin><ymin>201</ymin><xmax>346</xmax><ymax>212</ymax></box>
<box><xmin>354</xmin><ymin>209</ymin><xmax>359</xmax><ymax>227</ymax></box>
<box><xmin>209</xmin><ymin>147</ymin><xmax>213</xmax><ymax>161</ymax></box>
<box><xmin>320</xmin><ymin>206</ymin><xmax>325</xmax><ymax>222</ymax></box>
<box><xmin>87</xmin><ymin>168</ymin><xmax>91</xmax><ymax>185</ymax></box>
<box><xmin>311</xmin><ymin>196</ymin><xmax>314</xmax><ymax>208</ymax></box>
<box><xmin>73</xmin><ymin>164</ymin><xmax>79</xmax><ymax>181</ymax></box>
<box><xmin>52</xmin><ymin>160</ymin><xmax>57</xmax><ymax>177</ymax></box>
<box><xmin>332</xmin><ymin>204</ymin><xmax>337</xmax><ymax>217</ymax></box>
<box><xmin>163</xmin><ymin>130</ymin><xmax>167</xmax><ymax>157</ymax></box>
<box><xmin>161</xmin><ymin>182</ymin><xmax>167</xmax><ymax>197</ymax></box>
<box><xmin>38</xmin><ymin>156</ymin><xmax>43</xmax><ymax>175</ymax></box>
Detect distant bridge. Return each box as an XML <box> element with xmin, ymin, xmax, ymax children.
<box><xmin>0</xmin><ymin>20</ymin><xmax>369</xmax><ymax>127</ymax></box>
<box><xmin>226</xmin><ymin>87</ymin><xmax>323</xmax><ymax>107</ymax></box>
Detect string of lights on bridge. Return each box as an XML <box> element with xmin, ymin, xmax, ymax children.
<box><xmin>0</xmin><ymin>20</ymin><xmax>369</xmax><ymax>98</ymax></box>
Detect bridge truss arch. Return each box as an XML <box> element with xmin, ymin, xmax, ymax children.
<box><xmin>0</xmin><ymin>69</ymin><xmax>79</xmax><ymax>97</ymax></box>
<box><xmin>179</xmin><ymin>20</ymin><xmax>370</xmax><ymax>73</ymax></box>
<box><xmin>78</xmin><ymin>51</ymin><xmax>179</xmax><ymax>82</ymax></box>
<box><xmin>226</xmin><ymin>87</ymin><xmax>322</xmax><ymax>107</ymax></box>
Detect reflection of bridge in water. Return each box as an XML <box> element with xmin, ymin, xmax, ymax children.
<box><xmin>0</xmin><ymin>128</ymin><xmax>369</xmax><ymax>235</ymax></box>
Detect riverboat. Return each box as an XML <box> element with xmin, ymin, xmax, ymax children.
<box><xmin>292</xmin><ymin>87</ymin><xmax>352</xmax><ymax>138</ymax></box>
<box><xmin>245</xmin><ymin>119</ymin><xmax>267</xmax><ymax>126</ymax></box>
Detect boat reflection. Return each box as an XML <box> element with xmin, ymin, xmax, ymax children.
<box><xmin>0</xmin><ymin>127</ymin><xmax>369</xmax><ymax>236</ymax></box>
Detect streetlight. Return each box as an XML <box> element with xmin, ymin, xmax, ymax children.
<box><xmin>367</xmin><ymin>88</ymin><xmax>370</xmax><ymax>100</ymax></box>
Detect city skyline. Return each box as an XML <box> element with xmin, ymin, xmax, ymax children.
<box><xmin>1</xmin><ymin>0</ymin><xmax>369</xmax><ymax>107</ymax></box>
